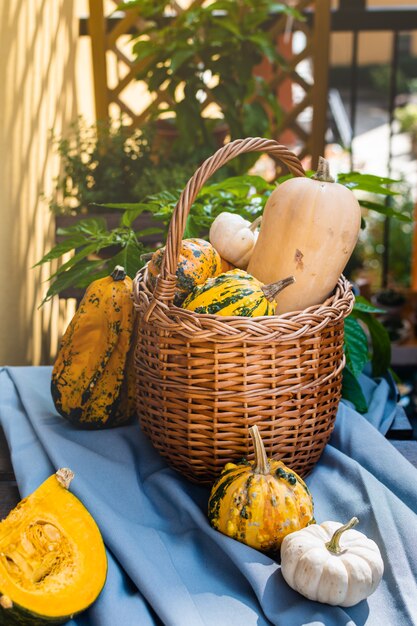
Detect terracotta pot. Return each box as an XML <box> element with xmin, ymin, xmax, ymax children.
<box><xmin>152</xmin><ymin>118</ymin><xmax>229</xmax><ymax>158</ymax></box>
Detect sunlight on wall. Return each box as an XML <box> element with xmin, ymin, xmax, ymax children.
<box><xmin>0</xmin><ymin>0</ymin><xmax>94</xmax><ymax>365</ymax></box>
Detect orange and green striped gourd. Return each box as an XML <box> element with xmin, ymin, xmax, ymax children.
<box><xmin>182</xmin><ymin>268</ymin><xmax>295</xmax><ymax>316</ymax></box>
<box><xmin>146</xmin><ymin>238</ymin><xmax>222</xmax><ymax>306</ymax></box>
<box><xmin>208</xmin><ymin>425</ymin><xmax>315</xmax><ymax>554</ymax></box>
<box><xmin>51</xmin><ymin>265</ymin><xmax>136</xmax><ymax>429</ymax></box>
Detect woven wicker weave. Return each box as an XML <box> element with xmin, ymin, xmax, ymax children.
<box><xmin>133</xmin><ymin>138</ymin><xmax>355</xmax><ymax>484</ymax></box>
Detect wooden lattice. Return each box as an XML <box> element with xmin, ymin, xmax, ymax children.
<box><xmin>88</xmin><ymin>0</ymin><xmax>330</xmax><ymax>167</ymax></box>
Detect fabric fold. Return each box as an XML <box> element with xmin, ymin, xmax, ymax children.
<box><xmin>0</xmin><ymin>366</ymin><xmax>416</xmax><ymax>626</ymax></box>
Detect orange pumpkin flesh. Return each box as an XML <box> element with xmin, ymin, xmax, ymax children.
<box><xmin>0</xmin><ymin>470</ymin><xmax>107</xmax><ymax>623</ymax></box>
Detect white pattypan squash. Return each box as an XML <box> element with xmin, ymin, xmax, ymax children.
<box><xmin>209</xmin><ymin>212</ymin><xmax>261</xmax><ymax>269</ymax></box>
<box><xmin>280</xmin><ymin>517</ymin><xmax>384</xmax><ymax>607</ymax></box>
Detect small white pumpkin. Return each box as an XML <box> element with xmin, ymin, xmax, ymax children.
<box><xmin>209</xmin><ymin>212</ymin><xmax>261</xmax><ymax>269</ymax></box>
<box><xmin>280</xmin><ymin>517</ymin><xmax>384</xmax><ymax>607</ymax></box>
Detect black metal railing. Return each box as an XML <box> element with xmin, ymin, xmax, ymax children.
<box><xmin>323</xmin><ymin>1</ymin><xmax>417</xmax><ymax>288</ymax></box>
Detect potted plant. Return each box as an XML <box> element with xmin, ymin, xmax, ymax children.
<box><xmin>118</xmin><ymin>0</ymin><xmax>300</xmax><ymax>169</ymax></box>
<box><xmin>48</xmin><ymin>117</ymin><xmax>202</xmax><ymax>218</ymax></box>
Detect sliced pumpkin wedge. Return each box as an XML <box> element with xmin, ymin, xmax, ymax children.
<box><xmin>0</xmin><ymin>469</ymin><xmax>107</xmax><ymax>625</ymax></box>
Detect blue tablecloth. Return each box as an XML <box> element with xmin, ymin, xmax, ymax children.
<box><xmin>0</xmin><ymin>366</ymin><xmax>416</xmax><ymax>626</ymax></box>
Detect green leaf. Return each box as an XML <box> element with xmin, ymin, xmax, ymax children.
<box><xmin>90</xmin><ymin>202</ymin><xmax>157</xmax><ymax>211</ymax></box>
<box><xmin>359</xmin><ymin>199</ymin><xmax>412</xmax><ymax>222</ymax></box>
<box><xmin>342</xmin><ymin>367</ymin><xmax>369</xmax><ymax>413</ymax></box>
<box><xmin>120</xmin><ymin>208</ymin><xmax>158</xmax><ymax>228</ymax></box>
<box><xmin>135</xmin><ymin>227</ymin><xmax>163</xmax><ymax>237</ymax></box>
<box><xmin>269</xmin><ymin>3</ymin><xmax>302</xmax><ymax>16</ymax></box>
<box><xmin>131</xmin><ymin>39</ymin><xmax>156</xmax><ymax>62</ymax></box>
<box><xmin>33</xmin><ymin>236</ymin><xmax>87</xmax><ymax>266</ymax></box>
<box><xmin>207</xmin><ymin>1</ymin><xmax>237</xmax><ymax>10</ymax></box>
<box><xmin>56</xmin><ymin>217</ymin><xmax>107</xmax><ymax>237</ymax></box>
<box><xmin>40</xmin><ymin>260</ymin><xmax>104</xmax><ymax>304</ymax></box>
<box><xmin>352</xmin><ymin>295</ymin><xmax>385</xmax><ymax>314</ymax></box>
<box><xmin>337</xmin><ymin>171</ymin><xmax>399</xmax><ymax>196</ymax></box>
<box><xmin>184</xmin><ymin>215</ymin><xmax>202</xmax><ymax>239</ymax></box>
<box><xmin>344</xmin><ymin>316</ymin><xmax>369</xmax><ymax>378</ymax></box>
<box><xmin>110</xmin><ymin>239</ymin><xmax>145</xmax><ymax>278</ymax></box>
<box><xmin>352</xmin><ymin>311</ymin><xmax>391</xmax><ymax>378</ymax></box>
<box><xmin>47</xmin><ymin>243</ymin><xmax>99</xmax><ymax>281</ymax></box>
<box><xmin>211</xmin><ymin>17</ymin><xmax>242</xmax><ymax>38</ymax></box>
<box><xmin>170</xmin><ymin>48</ymin><xmax>195</xmax><ymax>73</ymax></box>
<box><xmin>247</xmin><ymin>33</ymin><xmax>279</xmax><ymax>62</ymax></box>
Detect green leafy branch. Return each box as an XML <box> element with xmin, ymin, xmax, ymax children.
<box><xmin>35</xmin><ymin>214</ymin><xmax>162</xmax><ymax>305</ymax></box>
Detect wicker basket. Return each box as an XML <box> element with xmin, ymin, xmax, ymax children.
<box><xmin>133</xmin><ymin>138</ymin><xmax>354</xmax><ymax>484</ymax></box>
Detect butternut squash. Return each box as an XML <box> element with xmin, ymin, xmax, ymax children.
<box><xmin>247</xmin><ymin>158</ymin><xmax>361</xmax><ymax>313</ymax></box>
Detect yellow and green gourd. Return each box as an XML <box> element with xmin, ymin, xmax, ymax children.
<box><xmin>147</xmin><ymin>237</ymin><xmax>222</xmax><ymax>306</ymax></box>
<box><xmin>182</xmin><ymin>268</ymin><xmax>295</xmax><ymax>316</ymax></box>
<box><xmin>0</xmin><ymin>469</ymin><xmax>107</xmax><ymax>625</ymax></box>
<box><xmin>208</xmin><ymin>425</ymin><xmax>315</xmax><ymax>554</ymax></box>
<box><xmin>51</xmin><ymin>265</ymin><xmax>136</xmax><ymax>429</ymax></box>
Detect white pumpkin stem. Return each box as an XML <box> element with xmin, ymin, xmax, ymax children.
<box><xmin>249</xmin><ymin>425</ymin><xmax>270</xmax><ymax>474</ymax></box>
<box><xmin>325</xmin><ymin>517</ymin><xmax>359</xmax><ymax>554</ymax></box>
<box><xmin>261</xmin><ymin>275</ymin><xmax>295</xmax><ymax>302</ymax></box>
<box><xmin>248</xmin><ymin>216</ymin><xmax>262</xmax><ymax>232</ymax></box>
<box><xmin>312</xmin><ymin>156</ymin><xmax>335</xmax><ymax>183</ymax></box>
<box><xmin>55</xmin><ymin>468</ymin><xmax>74</xmax><ymax>490</ymax></box>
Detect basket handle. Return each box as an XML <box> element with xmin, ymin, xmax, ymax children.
<box><xmin>153</xmin><ymin>137</ymin><xmax>306</xmax><ymax>306</ymax></box>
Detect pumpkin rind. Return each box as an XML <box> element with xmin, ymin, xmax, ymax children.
<box><xmin>147</xmin><ymin>238</ymin><xmax>222</xmax><ymax>306</ymax></box>
<box><xmin>208</xmin><ymin>426</ymin><xmax>314</xmax><ymax>553</ymax></box>
<box><xmin>0</xmin><ymin>470</ymin><xmax>107</xmax><ymax>625</ymax></box>
<box><xmin>247</xmin><ymin>159</ymin><xmax>361</xmax><ymax>313</ymax></box>
<box><xmin>51</xmin><ymin>266</ymin><xmax>135</xmax><ymax>428</ymax></box>
<box><xmin>182</xmin><ymin>269</ymin><xmax>294</xmax><ymax>317</ymax></box>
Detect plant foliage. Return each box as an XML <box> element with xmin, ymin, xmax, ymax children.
<box><xmin>117</xmin><ymin>0</ymin><xmax>302</xmax><ymax>166</ymax></box>
<box><xmin>37</xmin><ymin>169</ymin><xmax>406</xmax><ymax>411</ymax></box>
<box><xmin>47</xmin><ymin>118</ymin><xmax>204</xmax><ymax>215</ymax></box>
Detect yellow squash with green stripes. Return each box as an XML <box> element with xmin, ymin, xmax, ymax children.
<box><xmin>182</xmin><ymin>268</ymin><xmax>295</xmax><ymax>316</ymax></box>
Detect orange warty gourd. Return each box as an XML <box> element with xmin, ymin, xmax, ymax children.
<box><xmin>51</xmin><ymin>266</ymin><xmax>135</xmax><ymax>428</ymax></box>
<box><xmin>208</xmin><ymin>425</ymin><xmax>314</xmax><ymax>554</ymax></box>
<box><xmin>247</xmin><ymin>157</ymin><xmax>361</xmax><ymax>313</ymax></box>
<box><xmin>146</xmin><ymin>238</ymin><xmax>222</xmax><ymax>306</ymax></box>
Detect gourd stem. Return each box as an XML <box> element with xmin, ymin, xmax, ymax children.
<box><xmin>312</xmin><ymin>156</ymin><xmax>335</xmax><ymax>183</ymax></box>
<box><xmin>111</xmin><ymin>265</ymin><xmax>127</xmax><ymax>281</ymax></box>
<box><xmin>140</xmin><ymin>252</ymin><xmax>154</xmax><ymax>263</ymax></box>
<box><xmin>249</xmin><ymin>216</ymin><xmax>262</xmax><ymax>232</ymax></box>
<box><xmin>325</xmin><ymin>517</ymin><xmax>359</xmax><ymax>554</ymax></box>
<box><xmin>261</xmin><ymin>276</ymin><xmax>295</xmax><ymax>302</ymax></box>
<box><xmin>55</xmin><ymin>468</ymin><xmax>75</xmax><ymax>490</ymax></box>
<box><xmin>249</xmin><ymin>425</ymin><xmax>270</xmax><ymax>474</ymax></box>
